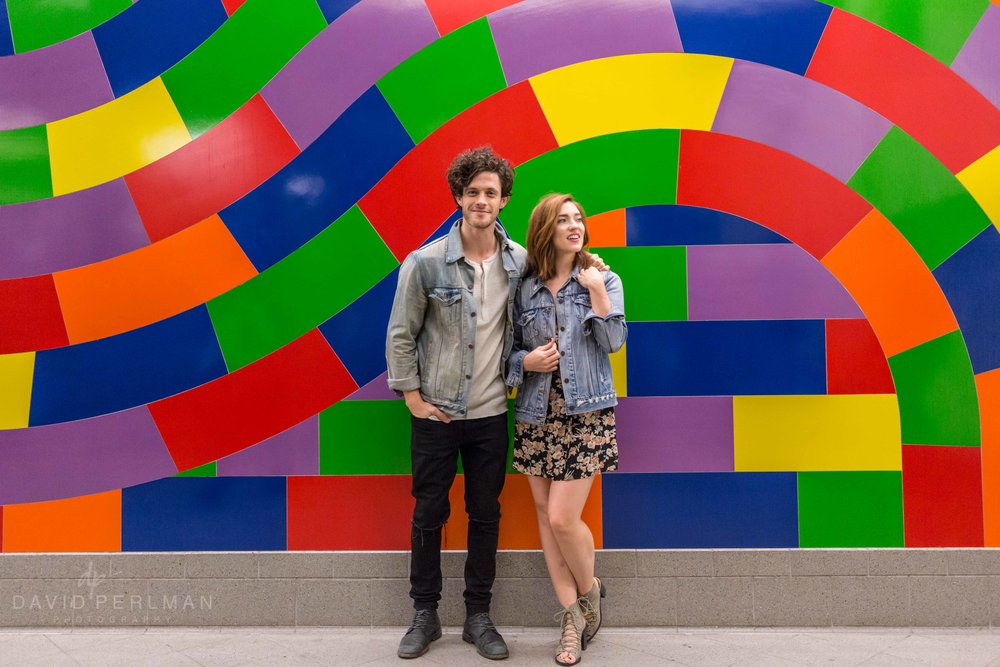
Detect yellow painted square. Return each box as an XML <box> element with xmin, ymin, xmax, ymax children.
<box><xmin>530</xmin><ymin>53</ymin><xmax>734</xmax><ymax>146</ymax></box>
<box><xmin>0</xmin><ymin>352</ymin><xmax>34</xmax><ymax>429</ymax></box>
<box><xmin>610</xmin><ymin>341</ymin><xmax>627</xmax><ymax>397</ymax></box>
<box><xmin>48</xmin><ymin>77</ymin><xmax>191</xmax><ymax>195</ymax></box>
<box><xmin>734</xmin><ymin>394</ymin><xmax>901</xmax><ymax>472</ymax></box>
<box><xmin>958</xmin><ymin>145</ymin><xmax>1000</xmax><ymax>231</ymax></box>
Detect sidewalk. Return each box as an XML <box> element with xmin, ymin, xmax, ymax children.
<box><xmin>1</xmin><ymin>627</ymin><xmax>999</xmax><ymax>666</ymax></box>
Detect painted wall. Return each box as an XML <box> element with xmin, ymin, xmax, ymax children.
<box><xmin>0</xmin><ymin>0</ymin><xmax>998</xmax><ymax>552</ymax></box>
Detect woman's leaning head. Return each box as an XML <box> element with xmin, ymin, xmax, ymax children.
<box><xmin>526</xmin><ymin>193</ymin><xmax>593</xmax><ymax>280</ymax></box>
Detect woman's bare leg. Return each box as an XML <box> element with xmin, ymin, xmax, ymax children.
<box><xmin>526</xmin><ymin>476</ymin><xmax>579</xmax><ymax>608</ymax></box>
<box><xmin>546</xmin><ymin>477</ymin><xmax>597</xmax><ymax>596</ymax></box>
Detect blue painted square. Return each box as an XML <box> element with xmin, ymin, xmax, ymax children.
<box><xmin>220</xmin><ymin>86</ymin><xmax>413</xmax><ymax>271</ymax></box>
<box><xmin>320</xmin><ymin>268</ymin><xmax>399</xmax><ymax>387</ymax></box>
<box><xmin>626</xmin><ymin>205</ymin><xmax>790</xmax><ymax>246</ymax></box>
<box><xmin>933</xmin><ymin>225</ymin><xmax>1000</xmax><ymax>374</ymax></box>
<box><xmin>603</xmin><ymin>472</ymin><xmax>799</xmax><ymax>547</ymax></box>
<box><xmin>0</xmin><ymin>0</ymin><xmax>13</xmax><ymax>56</ymax></box>
<box><xmin>671</xmin><ymin>0</ymin><xmax>832</xmax><ymax>75</ymax></box>
<box><xmin>626</xmin><ymin>320</ymin><xmax>826</xmax><ymax>395</ymax></box>
<box><xmin>317</xmin><ymin>0</ymin><xmax>363</xmax><ymax>23</ymax></box>
<box><xmin>122</xmin><ymin>477</ymin><xmax>287</xmax><ymax>551</ymax></box>
<box><xmin>94</xmin><ymin>0</ymin><xmax>227</xmax><ymax>97</ymax></box>
<box><xmin>30</xmin><ymin>306</ymin><xmax>227</xmax><ymax>425</ymax></box>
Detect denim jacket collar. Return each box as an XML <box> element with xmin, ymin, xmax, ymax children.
<box><xmin>527</xmin><ymin>264</ymin><xmax>582</xmax><ymax>298</ymax></box>
<box><xmin>444</xmin><ymin>218</ymin><xmax>515</xmax><ymax>265</ymax></box>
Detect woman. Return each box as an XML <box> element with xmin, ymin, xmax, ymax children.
<box><xmin>505</xmin><ymin>194</ymin><xmax>626</xmax><ymax>665</ymax></box>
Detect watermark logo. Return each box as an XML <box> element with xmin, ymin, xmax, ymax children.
<box><xmin>7</xmin><ymin>560</ymin><xmax>214</xmax><ymax>625</ymax></box>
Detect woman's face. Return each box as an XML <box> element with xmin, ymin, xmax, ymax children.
<box><xmin>552</xmin><ymin>201</ymin><xmax>585</xmax><ymax>257</ymax></box>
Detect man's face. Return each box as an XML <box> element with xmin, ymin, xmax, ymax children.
<box><xmin>455</xmin><ymin>171</ymin><xmax>509</xmax><ymax>231</ymax></box>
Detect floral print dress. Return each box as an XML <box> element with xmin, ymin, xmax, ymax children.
<box><xmin>513</xmin><ymin>373</ymin><xmax>618</xmax><ymax>481</ymax></box>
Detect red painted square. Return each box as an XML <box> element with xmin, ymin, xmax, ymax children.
<box><xmin>807</xmin><ymin>10</ymin><xmax>1000</xmax><ymax>173</ymax></box>
<box><xmin>222</xmin><ymin>0</ymin><xmax>247</xmax><ymax>16</ymax></box>
<box><xmin>150</xmin><ymin>331</ymin><xmax>356</xmax><ymax>471</ymax></box>
<box><xmin>125</xmin><ymin>95</ymin><xmax>299</xmax><ymax>242</ymax></box>
<box><xmin>902</xmin><ymin>444</ymin><xmax>984</xmax><ymax>546</ymax></box>
<box><xmin>288</xmin><ymin>475</ymin><xmax>413</xmax><ymax>550</ymax></box>
<box><xmin>826</xmin><ymin>319</ymin><xmax>895</xmax><ymax>394</ymax></box>
<box><xmin>0</xmin><ymin>275</ymin><xmax>69</xmax><ymax>353</ymax></box>
<box><xmin>677</xmin><ymin>131</ymin><xmax>870</xmax><ymax>259</ymax></box>
<box><xmin>424</xmin><ymin>0</ymin><xmax>521</xmax><ymax>35</ymax></box>
<box><xmin>359</xmin><ymin>81</ymin><xmax>558</xmax><ymax>261</ymax></box>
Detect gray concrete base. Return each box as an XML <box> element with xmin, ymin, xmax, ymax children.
<box><xmin>1</xmin><ymin>550</ymin><xmax>1000</xmax><ymax>628</ymax></box>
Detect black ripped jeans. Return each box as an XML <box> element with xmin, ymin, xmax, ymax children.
<box><xmin>409</xmin><ymin>413</ymin><xmax>509</xmax><ymax>615</ymax></box>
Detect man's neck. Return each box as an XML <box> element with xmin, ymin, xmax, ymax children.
<box><xmin>460</xmin><ymin>219</ymin><xmax>499</xmax><ymax>263</ymax></box>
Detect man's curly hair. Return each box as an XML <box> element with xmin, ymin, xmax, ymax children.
<box><xmin>446</xmin><ymin>146</ymin><xmax>514</xmax><ymax>203</ymax></box>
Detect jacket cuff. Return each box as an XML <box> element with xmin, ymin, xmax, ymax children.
<box><xmin>387</xmin><ymin>375</ymin><xmax>420</xmax><ymax>392</ymax></box>
<box><xmin>505</xmin><ymin>350</ymin><xmax>528</xmax><ymax>387</ymax></box>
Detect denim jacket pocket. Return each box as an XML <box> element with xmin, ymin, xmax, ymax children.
<box><xmin>517</xmin><ymin>306</ymin><xmax>552</xmax><ymax>346</ymax></box>
<box><xmin>428</xmin><ymin>287</ymin><xmax>462</xmax><ymax>325</ymax></box>
<box><xmin>571</xmin><ymin>293</ymin><xmax>592</xmax><ymax>319</ymax></box>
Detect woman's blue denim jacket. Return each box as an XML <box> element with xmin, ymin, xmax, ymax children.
<box><xmin>505</xmin><ymin>266</ymin><xmax>626</xmax><ymax>424</ymax></box>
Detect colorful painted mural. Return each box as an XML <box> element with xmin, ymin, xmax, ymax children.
<box><xmin>0</xmin><ymin>0</ymin><xmax>998</xmax><ymax>552</ymax></box>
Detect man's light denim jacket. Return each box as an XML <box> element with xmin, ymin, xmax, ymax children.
<box><xmin>385</xmin><ymin>219</ymin><xmax>527</xmax><ymax>417</ymax></box>
<box><xmin>505</xmin><ymin>266</ymin><xmax>627</xmax><ymax>424</ymax></box>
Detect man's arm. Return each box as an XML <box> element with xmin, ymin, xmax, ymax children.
<box><xmin>385</xmin><ymin>256</ymin><xmax>451</xmax><ymax>423</ymax></box>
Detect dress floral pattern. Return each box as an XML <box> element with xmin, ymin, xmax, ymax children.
<box><xmin>513</xmin><ymin>374</ymin><xmax>618</xmax><ymax>481</ymax></box>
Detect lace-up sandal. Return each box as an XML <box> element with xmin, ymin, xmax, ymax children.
<box><xmin>553</xmin><ymin>601</ymin><xmax>587</xmax><ymax>665</ymax></box>
<box><xmin>578</xmin><ymin>577</ymin><xmax>606</xmax><ymax>643</ymax></box>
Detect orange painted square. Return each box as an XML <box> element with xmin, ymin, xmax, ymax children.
<box><xmin>53</xmin><ymin>215</ymin><xmax>257</xmax><ymax>344</ymax></box>
<box><xmin>444</xmin><ymin>474</ymin><xmax>603</xmax><ymax>550</ymax></box>
<box><xmin>977</xmin><ymin>369</ymin><xmax>1000</xmax><ymax>546</ymax></box>
<box><xmin>586</xmin><ymin>209</ymin><xmax>626</xmax><ymax>248</ymax></box>
<box><xmin>3</xmin><ymin>490</ymin><xmax>121</xmax><ymax>552</ymax></box>
<box><xmin>822</xmin><ymin>209</ymin><xmax>958</xmax><ymax>357</ymax></box>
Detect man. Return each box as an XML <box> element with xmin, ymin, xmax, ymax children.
<box><xmin>386</xmin><ymin>146</ymin><xmax>522</xmax><ymax>660</ymax></box>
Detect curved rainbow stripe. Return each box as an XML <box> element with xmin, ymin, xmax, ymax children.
<box><xmin>0</xmin><ymin>0</ymin><xmax>997</xmax><ymax>552</ymax></box>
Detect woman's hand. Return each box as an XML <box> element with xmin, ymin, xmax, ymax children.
<box><xmin>523</xmin><ymin>339</ymin><xmax>560</xmax><ymax>372</ymax></box>
<box><xmin>576</xmin><ymin>267</ymin><xmax>611</xmax><ymax>317</ymax></box>
<box><xmin>576</xmin><ymin>266</ymin><xmax>605</xmax><ymax>291</ymax></box>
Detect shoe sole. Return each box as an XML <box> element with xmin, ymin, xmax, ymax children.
<box><xmin>397</xmin><ymin>628</ymin><xmax>442</xmax><ymax>659</ymax></box>
<box><xmin>462</xmin><ymin>631</ymin><xmax>510</xmax><ymax>660</ymax></box>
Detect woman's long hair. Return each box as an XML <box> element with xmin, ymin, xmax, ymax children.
<box><xmin>525</xmin><ymin>193</ymin><xmax>593</xmax><ymax>281</ymax></box>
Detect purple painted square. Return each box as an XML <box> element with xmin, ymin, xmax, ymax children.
<box><xmin>713</xmin><ymin>60</ymin><xmax>892</xmax><ymax>182</ymax></box>
<box><xmin>261</xmin><ymin>0</ymin><xmax>439</xmax><ymax>148</ymax></box>
<box><xmin>0</xmin><ymin>33</ymin><xmax>114</xmax><ymax>130</ymax></box>
<box><xmin>951</xmin><ymin>5</ymin><xmax>1000</xmax><ymax>109</ymax></box>
<box><xmin>687</xmin><ymin>244</ymin><xmax>863</xmax><ymax>321</ymax></box>
<box><xmin>615</xmin><ymin>396</ymin><xmax>733</xmax><ymax>472</ymax></box>
<box><xmin>347</xmin><ymin>370</ymin><xmax>400</xmax><ymax>400</ymax></box>
<box><xmin>0</xmin><ymin>179</ymin><xmax>148</xmax><ymax>279</ymax></box>
<box><xmin>0</xmin><ymin>407</ymin><xmax>175</xmax><ymax>505</ymax></box>
<box><xmin>490</xmin><ymin>0</ymin><xmax>682</xmax><ymax>84</ymax></box>
<box><xmin>216</xmin><ymin>417</ymin><xmax>319</xmax><ymax>476</ymax></box>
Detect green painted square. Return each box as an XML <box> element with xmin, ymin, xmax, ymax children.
<box><xmin>798</xmin><ymin>471</ymin><xmax>904</xmax><ymax>547</ymax></box>
<box><xmin>161</xmin><ymin>0</ymin><xmax>326</xmax><ymax>136</ymax></box>
<box><xmin>0</xmin><ymin>125</ymin><xmax>52</xmax><ymax>204</ymax></box>
<box><xmin>7</xmin><ymin>0</ymin><xmax>130</xmax><ymax>52</ymax></box>
<box><xmin>208</xmin><ymin>206</ymin><xmax>397</xmax><ymax>370</ymax></box>
<box><xmin>588</xmin><ymin>246</ymin><xmax>685</xmax><ymax>321</ymax></box>
<box><xmin>848</xmin><ymin>127</ymin><xmax>991</xmax><ymax>270</ymax></box>
<box><xmin>320</xmin><ymin>400</ymin><xmax>516</xmax><ymax>474</ymax></box>
<box><xmin>887</xmin><ymin>330</ymin><xmax>980</xmax><ymax>446</ymax></box>
<box><xmin>818</xmin><ymin>0</ymin><xmax>989</xmax><ymax>64</ymax></box>
<box><xmin>377</xmin><ymin>18</ymin><xmax>507</xmax><ymax>143</ymax></box>
<box><xmin>500</xmin><ymin>130</ymin><xmax>680</xmax><ymax>244</ymax></box>
<box><xmin>320</xmin><ymin>400</ymin><xmax>413</xmax><ymax>474</ymax></box>
<box><xmin>175</xmin><ymin>462</ymin><xmax>217</xmax><ymax>477</ymax></box>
